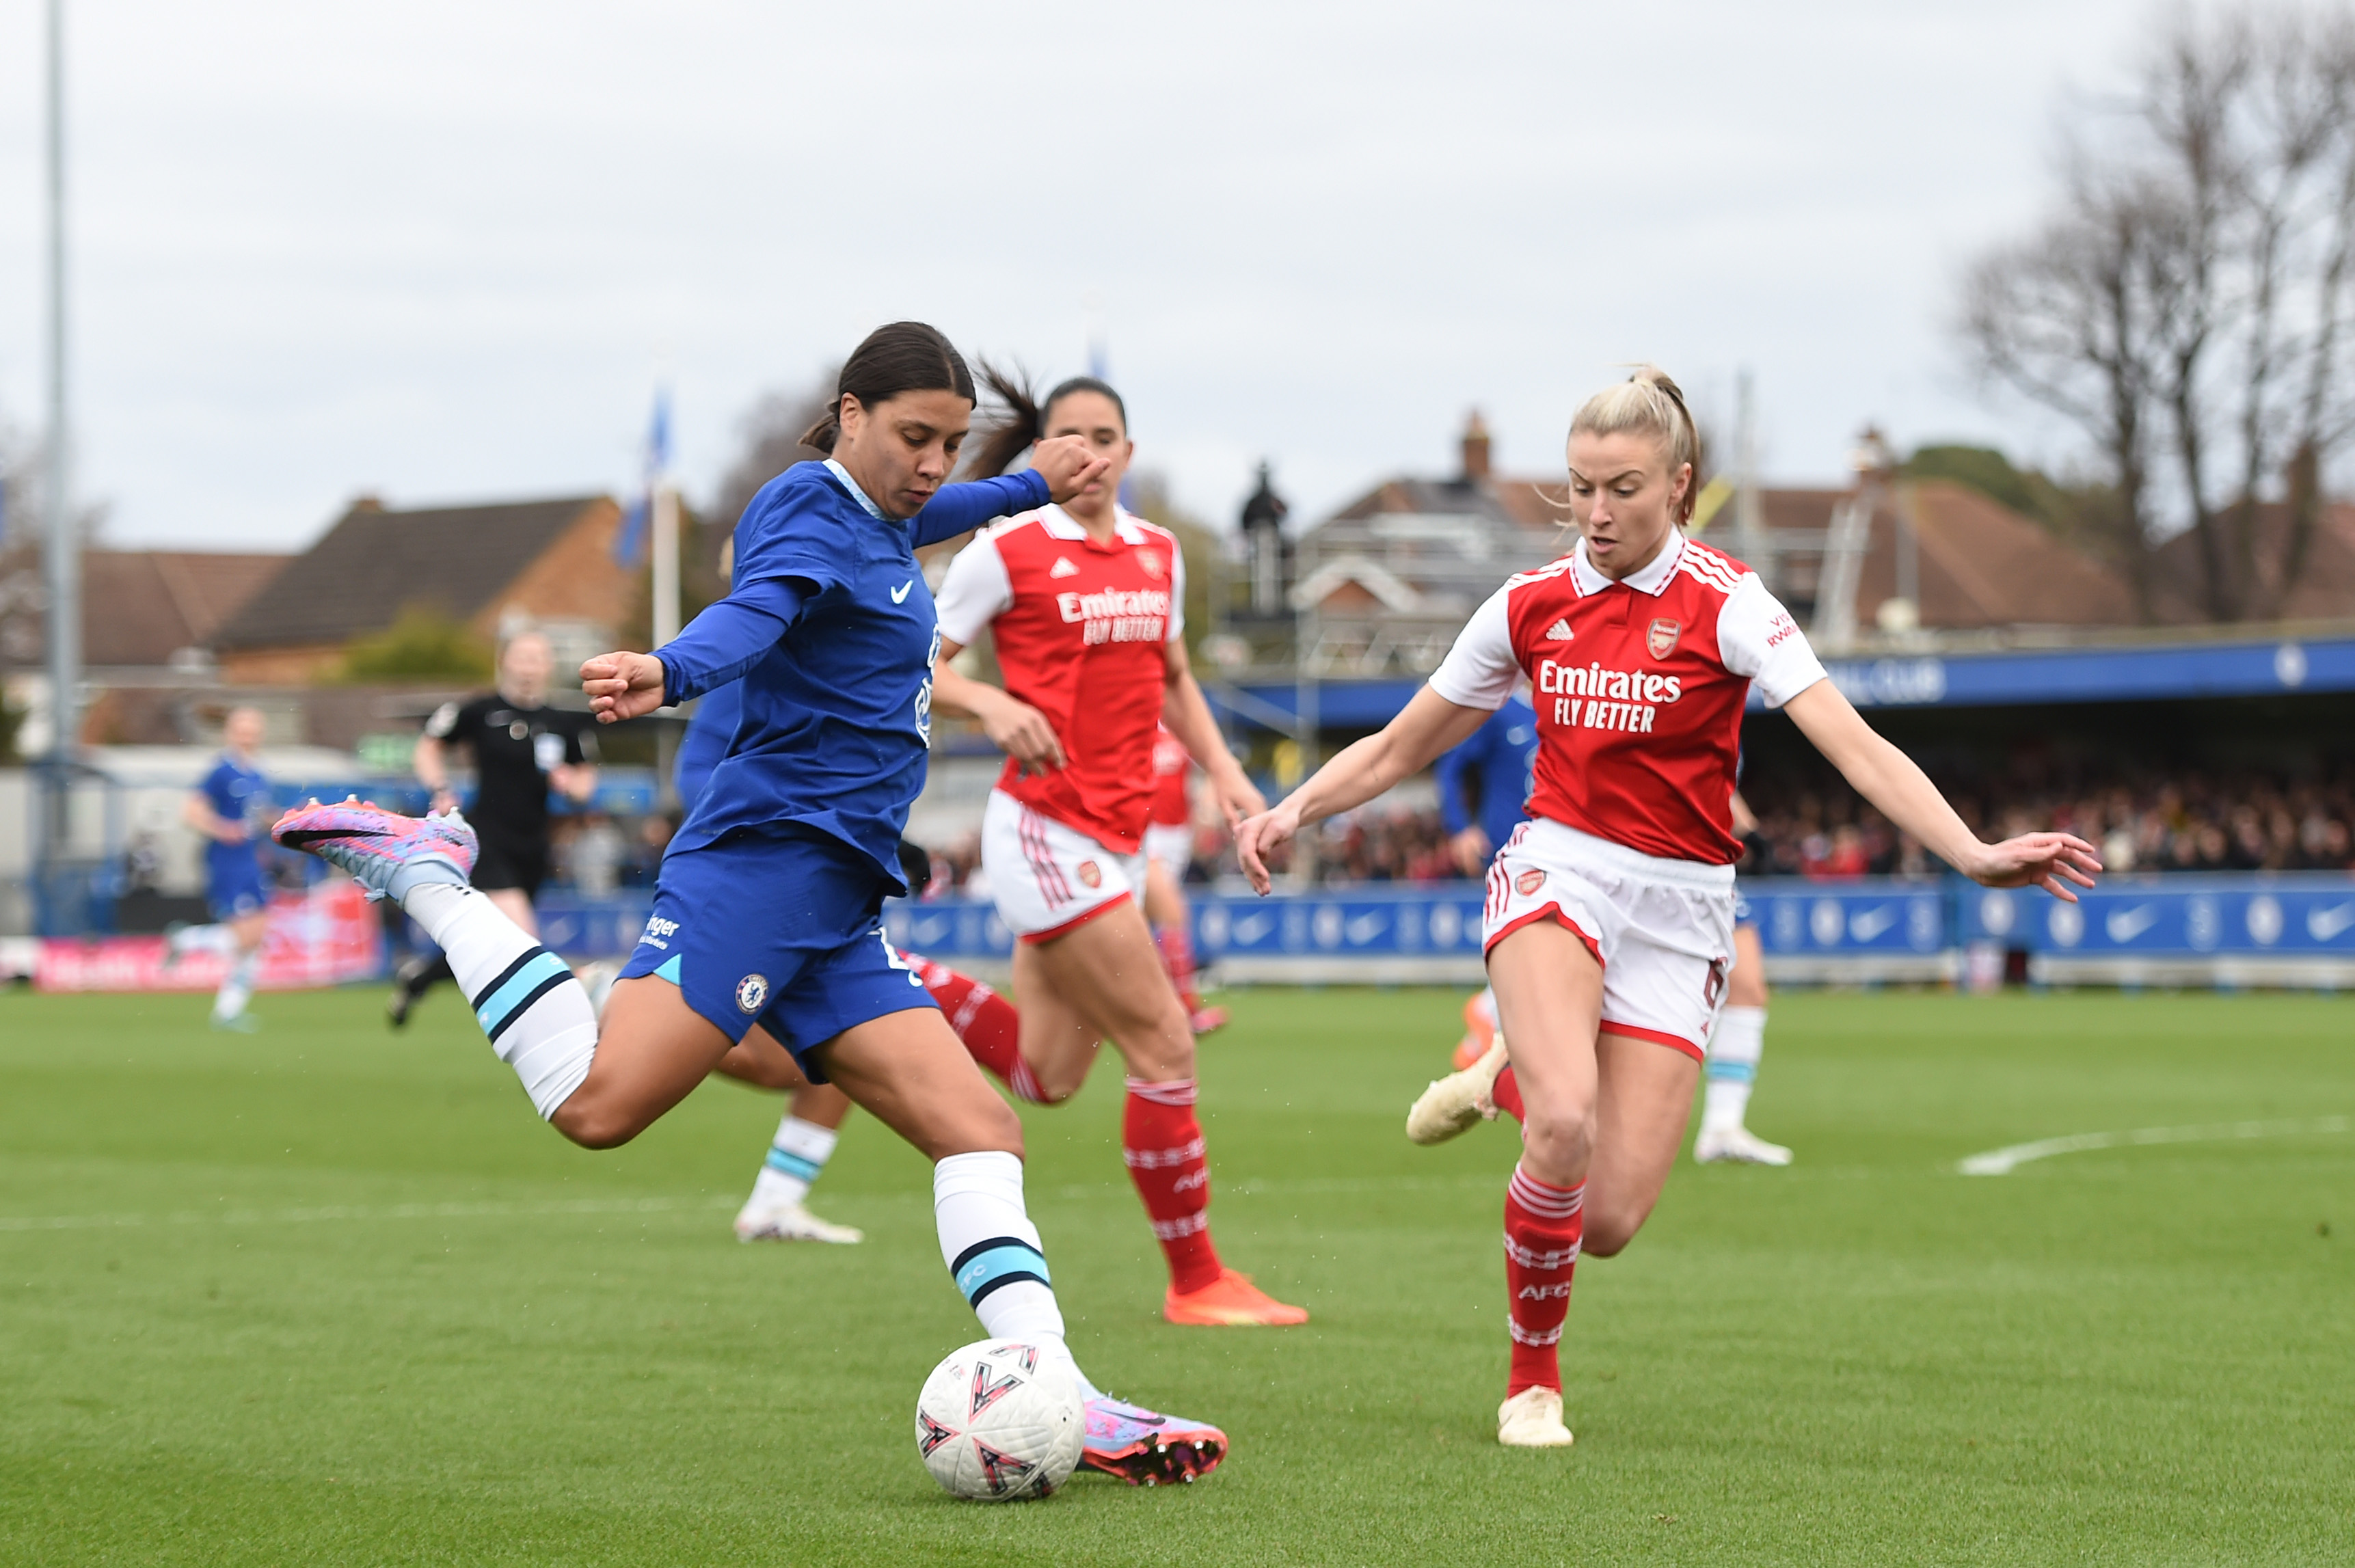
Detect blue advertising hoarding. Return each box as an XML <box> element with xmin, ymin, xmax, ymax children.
<box><xmin>531</xmin><ymin>874</ymin><xmax>2355</xmax><ymax>982</ymax></box>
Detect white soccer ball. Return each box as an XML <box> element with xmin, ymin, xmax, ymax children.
<box><xmin>914</xmin><ymin>1338</ymin><xmax>1085</xmax><ymax>1501</ymax></box>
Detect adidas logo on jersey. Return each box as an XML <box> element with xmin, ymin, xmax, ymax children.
<box><xmin>1049</xmin><ymin>557</ymin><xmax>1079</xmax><ymax>578</ymax></box>
<box><xmin>1544</xmin><ymin>618</ymin><xmax>1575</xmax><ymax>643</ymax></box>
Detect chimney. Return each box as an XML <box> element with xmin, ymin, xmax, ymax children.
<box><xmin>1459</xmin><ymin>410</ymin><xmax>1492</xmax><ymax>483</ymax></box>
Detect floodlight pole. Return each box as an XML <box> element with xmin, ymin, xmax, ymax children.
<box><xmin>42</xmin><ymin>0</ymin><xmax>80</xmax><ymax>871</ymax></box>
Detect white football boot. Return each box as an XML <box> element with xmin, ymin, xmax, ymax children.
<box><xmin>1496</xmin><ymin>1386</ymin><xmax>1574</xmax><ymax>1448</ymax></box>
<box><xmin>1406</xmin><ymin>1037</ymin><xmax>1509</xmax><ymax>1146</ymax></box>
<box><xmin>733</xmin><ymin>1201</ymin><xmax>863</xmax><ymax>1244</ymax></box>
<box><xmin>1693</xmin><ymin>1125</ymin><xmax>1794</xmax><ymax>1165</ymax></box>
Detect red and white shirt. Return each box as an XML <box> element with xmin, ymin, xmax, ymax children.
<box><xmin>1428</xmin><ymin>530</ymin><xmax>1825</xmax><ymax>865</ymax></box>
<box><xmin>934</xmin><ymin>504</ymin><xmax>1185</xmax><ymax>852</ymax></box>
<box><xmin>1148</xmin><ymin>725</ymin><xmax>1193</xmax><ymax>827</ymax></box>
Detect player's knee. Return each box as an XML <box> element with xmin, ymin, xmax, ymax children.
<box><xmin>1518</xmin><ymin>1104</ymin><xmax>1595</xmax><ymax>1182</ymax></box>
<box><xmin>1029</xmin><ymin>1060</ymin><xmax>1088</xmax><ymax>1104</ymax></box>
<box><xmin>946</xmin><ymin>1094</ymin><xmax>1025</xmax><ymax>1159</ymax></box>
<box><xmin>550</xmin><ymin>1096</ymin><xmax>647</xmax><ymax>1150</ymax></box>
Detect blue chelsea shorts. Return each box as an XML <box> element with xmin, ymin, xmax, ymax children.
<box><xmin>618</xmin><ymin>825</ymin><xmax>935</xmax><ymax>1082</ymax></box>
<box><xmin>208</xmin><ymin>862</ymin><xmax>269</xmax><ymax>923</ymax></box>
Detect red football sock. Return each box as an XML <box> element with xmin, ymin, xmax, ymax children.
<box><xmin>1503</xmin><ymin>1163</ymin><xmax>1584</xmax><ymax>1397</ymax></box>
<box><xmin>908</xmin><ymin>952</ymin><xmax>1044</xmax><ymax>1103</ymax></box>
<box><xmin>1153</xmin><ymin>924</ymin><xmax>1204</xmax><ymax>1013</ymax></box>
<box><xmin>1492</xmin><ymin>1065</ymin><xmax>1524</xmax><ymax>1123</ymax></box>
<box><xmin>1122</xmin><ymin>1077</ymin><xmax>1224</xmax><ymax>1294</ymax></box>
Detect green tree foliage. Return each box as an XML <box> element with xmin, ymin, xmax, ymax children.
<box><xmin>338</xmin><ymin>606</ymin><xmax>494</xmax><ymax>684</ymax></box>
<box><xmin>1904</xmin><ymin>444</ymin><xmax>2123</xmax><ymax>560</ymax></box>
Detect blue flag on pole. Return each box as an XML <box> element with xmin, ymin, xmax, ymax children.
<box><xmin>613</xmin><ymin>390</ymin><xmax>671</xmax><ymax>567</ymax></box>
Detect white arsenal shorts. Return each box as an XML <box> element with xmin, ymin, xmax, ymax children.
<box><xmin>1482</xmin><ymin>817</ymin><xmax>1736</xmax><ymax>1060</ymax></box>
<box><xmin>1142</xmin><ymin>822</ymin><xmax>1194</xmax><ymax>878</ymax></box>
<box><xmin>981</xmin><ymin>789</ymin><xmax>1148</xmax><ymax>943</ymax></box>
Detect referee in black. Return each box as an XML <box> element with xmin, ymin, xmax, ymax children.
<box><xmin>388</xmin><ymin>630</ymin><xmax>598</xmax><ymax>1025</ymax></box>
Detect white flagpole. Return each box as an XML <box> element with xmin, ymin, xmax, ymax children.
<box><xmin>651</xmin><ymin>483</ymin><xmax>681</xmax><ymax>651</ymax></box>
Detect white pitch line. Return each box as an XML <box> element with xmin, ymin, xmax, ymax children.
<box><xmin>0</xmin><ymin>1193</ymin><xmax>739</xmax><ymax>1234</ymax></box>
<box><xmin>1957</xmin><ymin>1115</ymin><xmax>2350</xmax><ymax>1176</ymax></box>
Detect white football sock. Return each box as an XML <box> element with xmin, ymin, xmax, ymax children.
<box><xmin>403</xmin><ymin>882</ymin><xmax>596</xmax><ymax>1119</ymax></box>
<box><xmin>747</xmin><ymin>1116</ymin><xmax>837</xmax><ymax>1211</ymax></box>
<box><xmin>1704</xmin><ymin>1005</ymin><xmax>1766</xmax><ymax>1134</ymax></box>
<box><xmin>934</xmin><ymin>1150</ymin><xmax>1101</xmax><ymax>1402</ymax></box>
<box><xmin>212</xmin><ymin>946</ymin><xmax>263</xmax><ymax>1021</ymax></box>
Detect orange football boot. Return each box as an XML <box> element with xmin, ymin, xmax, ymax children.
<box><xmin>1450</xmin><ymin>990</ymin><xmax>1500</xmax><ymax>1070</ymax></box>
<box><xmin>1163</xmin><ymin>1268</ymin><xmax>1309</xmax><ymax>1326</ymax></box>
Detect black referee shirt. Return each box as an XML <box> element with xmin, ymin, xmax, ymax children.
<box><xmin>423</xmin><ymin>694</ymin><xmax>597</xmax><ymax>847</ymax></box>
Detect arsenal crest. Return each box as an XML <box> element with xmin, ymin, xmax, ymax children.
<box><xmin>1515</xmin><ymin>868</ymin><xmax>1547</xmax><ymax>897</ymax></box>
<box><xmin>1138</xmin><ymin>551</ymin><xmax>1164</xmax><ymax>579</ymax></box>
<box><xmin>1646</xmin><ymin>617</ymin><xmax>1680</xmax><ymax>660</ymax></box>
<box><xmin>1076</xmin><ymin>861</ymin><xmax>1103</xmax><ymax>889</ymax></box>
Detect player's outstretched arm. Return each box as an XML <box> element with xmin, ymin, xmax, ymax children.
<box><xmin>928</xmin><ymin>638</ymin><xmax>1066</xmax><ymax>774</ymax></box>
<box><xmin>1783</xmin><ymin>680</ymin><xmax>2100</xmax><ymax>900</ymax></box>
<box><xmin>1235</xmin><ymin>685</ymin><xmax>1490</xmax><ymax>893</ymax></box>
<box><xmin>910</xmin><ymin>437</ymin><xmax>1110</xmax><ymax>548</ymax></box>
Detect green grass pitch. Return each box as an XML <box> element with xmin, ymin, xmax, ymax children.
<box><xmin>3</xmin><ymin>983</ymin><xmax>2351</xmax><ymax>1565</ymax></box>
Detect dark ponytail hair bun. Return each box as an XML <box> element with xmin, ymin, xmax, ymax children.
<box><xmin>798</xmin><ymin>322</ymin><xmax>978</xmax><ymax>455</ymax></box>
<box><xmin>969</xmin><ymin>364</ymin><xmax>1129</xmax><ymax>478</ymax></box>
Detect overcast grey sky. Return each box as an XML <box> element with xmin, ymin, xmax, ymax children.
<box><xmin>0</xmin><ymin>0</ymin><xmax>2155</xmax><ymax>550</ymax></box>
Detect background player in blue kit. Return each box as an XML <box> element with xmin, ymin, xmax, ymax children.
<box><xmin>170</xmin><ymin>706</ymin><xmax>273</xmax><ymax>1029</ymax></box>
<box><xmin>1433</xmin><ymin>684</ymin><xmax>1539</xmax><ymax>1070</ymax></box>
<box><xmin>275</xmin><ymin>323</ymin><xmax>1233</xmax><ymax>1485</ymax></box>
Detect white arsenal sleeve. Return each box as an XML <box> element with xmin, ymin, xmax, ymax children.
<box><xmin>931</xmin><ymin>530</ymin><xmax>1015</xmax><ymax>647</ymax></box>
<box><xmin>1427</xmin><ymin>585</ymin><xmax>1518</xmax><ymax>711</ymax></box>
<box><xmin>1715</xmin><ymin>573</ymin><xmax>1829</xmax><ymax>708</ymax></box>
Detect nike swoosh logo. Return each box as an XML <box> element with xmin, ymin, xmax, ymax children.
<box><xmin>1848</xmin><ymin>906</ymin><xmax>1897</xmax><ymax>941</ymax></box>
<box><xmin>890</xmin><ymin>580</ymin><xmax>913</xmax><ymax>604</ymax></box>
<box><xmin>2105</xmin><ymin>905</ymin><xmax>2159</xmax><ymax>943</ymax></box>
<box><xmin>1345</xmin><ymin>913</ymin><xmax>1387</xmax><ymax>943</ymax></box>
<box><xmin>2309</xmin><ymin>902</ymin><xmax>2355</xmax><ymax>941</ymax></box>
<box><xmin>1233</xmin><ymin>913</ymin><xmax>1274</xmax><ymax>943</ymax></box>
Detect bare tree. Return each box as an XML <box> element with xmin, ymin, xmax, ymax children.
<box><xmin>1960</xmin><ymin>175</ymin><xmax>2175</xmax><ymax>617</ymax></box>
<box><xmin>1961</xmin><ymin>2</ymin><xmax>2355</xmax><ymax>622</ymax></box>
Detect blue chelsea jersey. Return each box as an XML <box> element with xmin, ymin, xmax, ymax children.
<box><xmin>669</xmin><ymin>459</ymin><xmax>1048</xmax><ymax>886</ymax></box>
<box><xmin>200</xmin><ymin>754</ymin><xmax>269</xmax><ymax>876</ymax></box>
<box><xmin>1435</xmin><ymin>690</ymin><xmax>1541</xmax><ymax>852</ymax></box>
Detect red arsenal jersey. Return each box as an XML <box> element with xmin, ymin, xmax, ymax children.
<box><xmin>1148</xmin><ymin>726</ymin><xmax>1193</xmax><ymax>826</ymax></box>
<box><xmin>1428</xmin><ymin>532</ymin><xmax>1826</xmax><ymax>865</ymax></box>
<box><xmin>934</xmin><ymin>505</ymin><xmax>1185</xmax><ymax>852</ymax></box>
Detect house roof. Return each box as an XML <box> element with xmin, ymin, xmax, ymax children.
<box><xmin>0</xmin><ymin>548</ymin><xmax>289</xmax><ymax>671</ymax></box>
<box><xmin>88</xmin><ymin>550</ymin><xmax>291</xmax><ymax>665</ymax></box>
<box><xmin>2147</xmin><ymin>500</ymin><xmax>2355</xmax><ymax>623</ymax></box>
<box><xmin>212</xmin><ymin>495</ymin><xmax>608</xmax><ymax>651</ymax></box>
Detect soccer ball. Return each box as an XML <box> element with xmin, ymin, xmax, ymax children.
<box><xmin>914</xmin><ymin>1338</ymin><xmax>1085</xmax><ymax>1501</ymax></box>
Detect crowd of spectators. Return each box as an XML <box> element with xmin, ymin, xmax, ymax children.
<box><xmin>1747</xmin><ymin>767</ymin><xmax>2355</xmax><ymax>880</ymax></box>
<box><xmin>522</xmin><ymin>765</ymin><xmax>2355</xmax><ymax>900</ymax></box>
